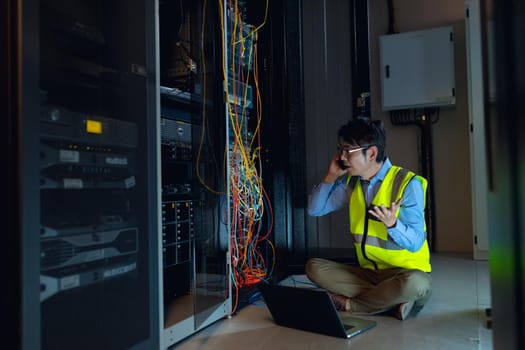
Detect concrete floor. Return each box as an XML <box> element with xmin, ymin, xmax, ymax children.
<box><xmin>171</xmin><ymin>254</ymin><xmax>492</xmax><ymax>350</ymax></box>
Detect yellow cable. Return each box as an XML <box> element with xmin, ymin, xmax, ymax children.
<box><xmin>195</xmin><ymin>0</ymin><xmax>224</xmax><ymax>194</ymax></box>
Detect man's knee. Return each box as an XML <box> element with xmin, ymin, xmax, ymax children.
<box><xmin>305</xmin><ymin>258</ymin><xmax>322</xmax><ymax>279</ymax></box>
<box><xmin>402</xmin><ymin>270</ymin><xmax>432</xmax><ymax>300</ymax></box>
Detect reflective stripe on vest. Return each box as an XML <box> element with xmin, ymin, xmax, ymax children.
<box><xmin>352</xmin><ymin>233</ymin><xmax>404</xmax><ymax>250</ymax></box>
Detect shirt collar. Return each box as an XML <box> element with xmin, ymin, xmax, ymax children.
<box><xmin>361</xmin><ymin>158</ymin><xmax>392</xmax><ymax>186</ymax></box>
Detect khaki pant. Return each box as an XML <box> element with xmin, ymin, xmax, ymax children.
<box><xmin>305</xmin><ymin>258</ymin><xmax>432</xmax><ymax>314</ymax></box>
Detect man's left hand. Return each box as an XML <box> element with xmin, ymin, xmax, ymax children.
<box><xmin>368</xmin><ymin>197</ymin><xmax>403</xmax><ymax>228</ymax></box>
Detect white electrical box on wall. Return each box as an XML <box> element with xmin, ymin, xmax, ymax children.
<box><xmin>379</xmin><ymin>25</ymin><xmax>456</xmax><ymax>111</ymax></box>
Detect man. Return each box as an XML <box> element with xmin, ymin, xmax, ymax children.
<box><xmin>305</xmin><ymin>119</ymin><xmax>431</xmax><ymax>320</ymax></box>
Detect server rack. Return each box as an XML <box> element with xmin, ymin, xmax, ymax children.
<box><xmin>159</xmin><ymin>0</ymin><xmax>232</xmax><ymax>347</ymax></box>
<box><xmin>10</xmin><ymin>0</ymin><xmax>281</xmax><ymax>348</ymax></box>
<box><xmin>17</xmin><ymin>0</ymin><xmax>161</xmax><ymax>349</ymax></box>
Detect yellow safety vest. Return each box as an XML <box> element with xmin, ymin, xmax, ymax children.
<box><xmin>347</xmin><ymin>166</ymin><xmax>431</xmax><ymax>272</ymax></box>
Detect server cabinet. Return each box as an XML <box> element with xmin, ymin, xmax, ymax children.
<box><xmin>16</xmin><ymin>0</ymin><xmax>161</xmax><ymax>349</ymax></box>
<box><xmin>12</xmin><ymin>0</ymin><xmax>243</xmax><ymax>347</ymax></box>
<box><xmin>159</xmin><ymin>0</ymin><xmax>231</xmax><ymax>347</ymax></box>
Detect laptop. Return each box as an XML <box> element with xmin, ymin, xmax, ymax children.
<box><xmin>258</xmin><ymin>283</ymin><xmax>377</xmax><ymax>339</ymax></box>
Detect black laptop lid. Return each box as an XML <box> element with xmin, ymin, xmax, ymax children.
<box><xmin>258</xmin><ymin>283</ymin><xmax>351</xmax><ymax>338</ymax></box>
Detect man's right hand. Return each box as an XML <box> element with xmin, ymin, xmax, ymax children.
<box><xmin>323</xmin><ymin>153</ymin><xmax>347</xmax><ymax>183</ymax></box>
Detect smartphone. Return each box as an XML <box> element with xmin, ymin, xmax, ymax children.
<box><xmin>337</xmin><ymin>160</ymin><xmax>348</xmax><ymax>169</ymax></box>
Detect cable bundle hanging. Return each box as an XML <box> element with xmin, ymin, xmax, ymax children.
<box><xmin>219</xmin><ymin>0</ymin><xmax>274</xmax><ymax>313</ymax></box>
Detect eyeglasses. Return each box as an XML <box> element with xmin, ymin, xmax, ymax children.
<box><xmin>337</xmin><ymin>145</ymin><xmax>372</xmax><ymax>156</ymax></box>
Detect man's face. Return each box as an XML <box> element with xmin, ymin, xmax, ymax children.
<box><xmin>338</xmin><ymin>141</ymin><xmax>373</xmax><ymax>177</ymax></box>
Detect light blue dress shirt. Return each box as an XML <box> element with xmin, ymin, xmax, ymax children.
<box><xmin>307</xmin><ymin>158</ymin><xmax>426</xmax><ymax>252</ymax></box>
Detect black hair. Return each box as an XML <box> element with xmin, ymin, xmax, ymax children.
<box><xmin>337</xmin><ymin>119</ymin><xmax>386</xmax><ymax>163</ymax></box>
